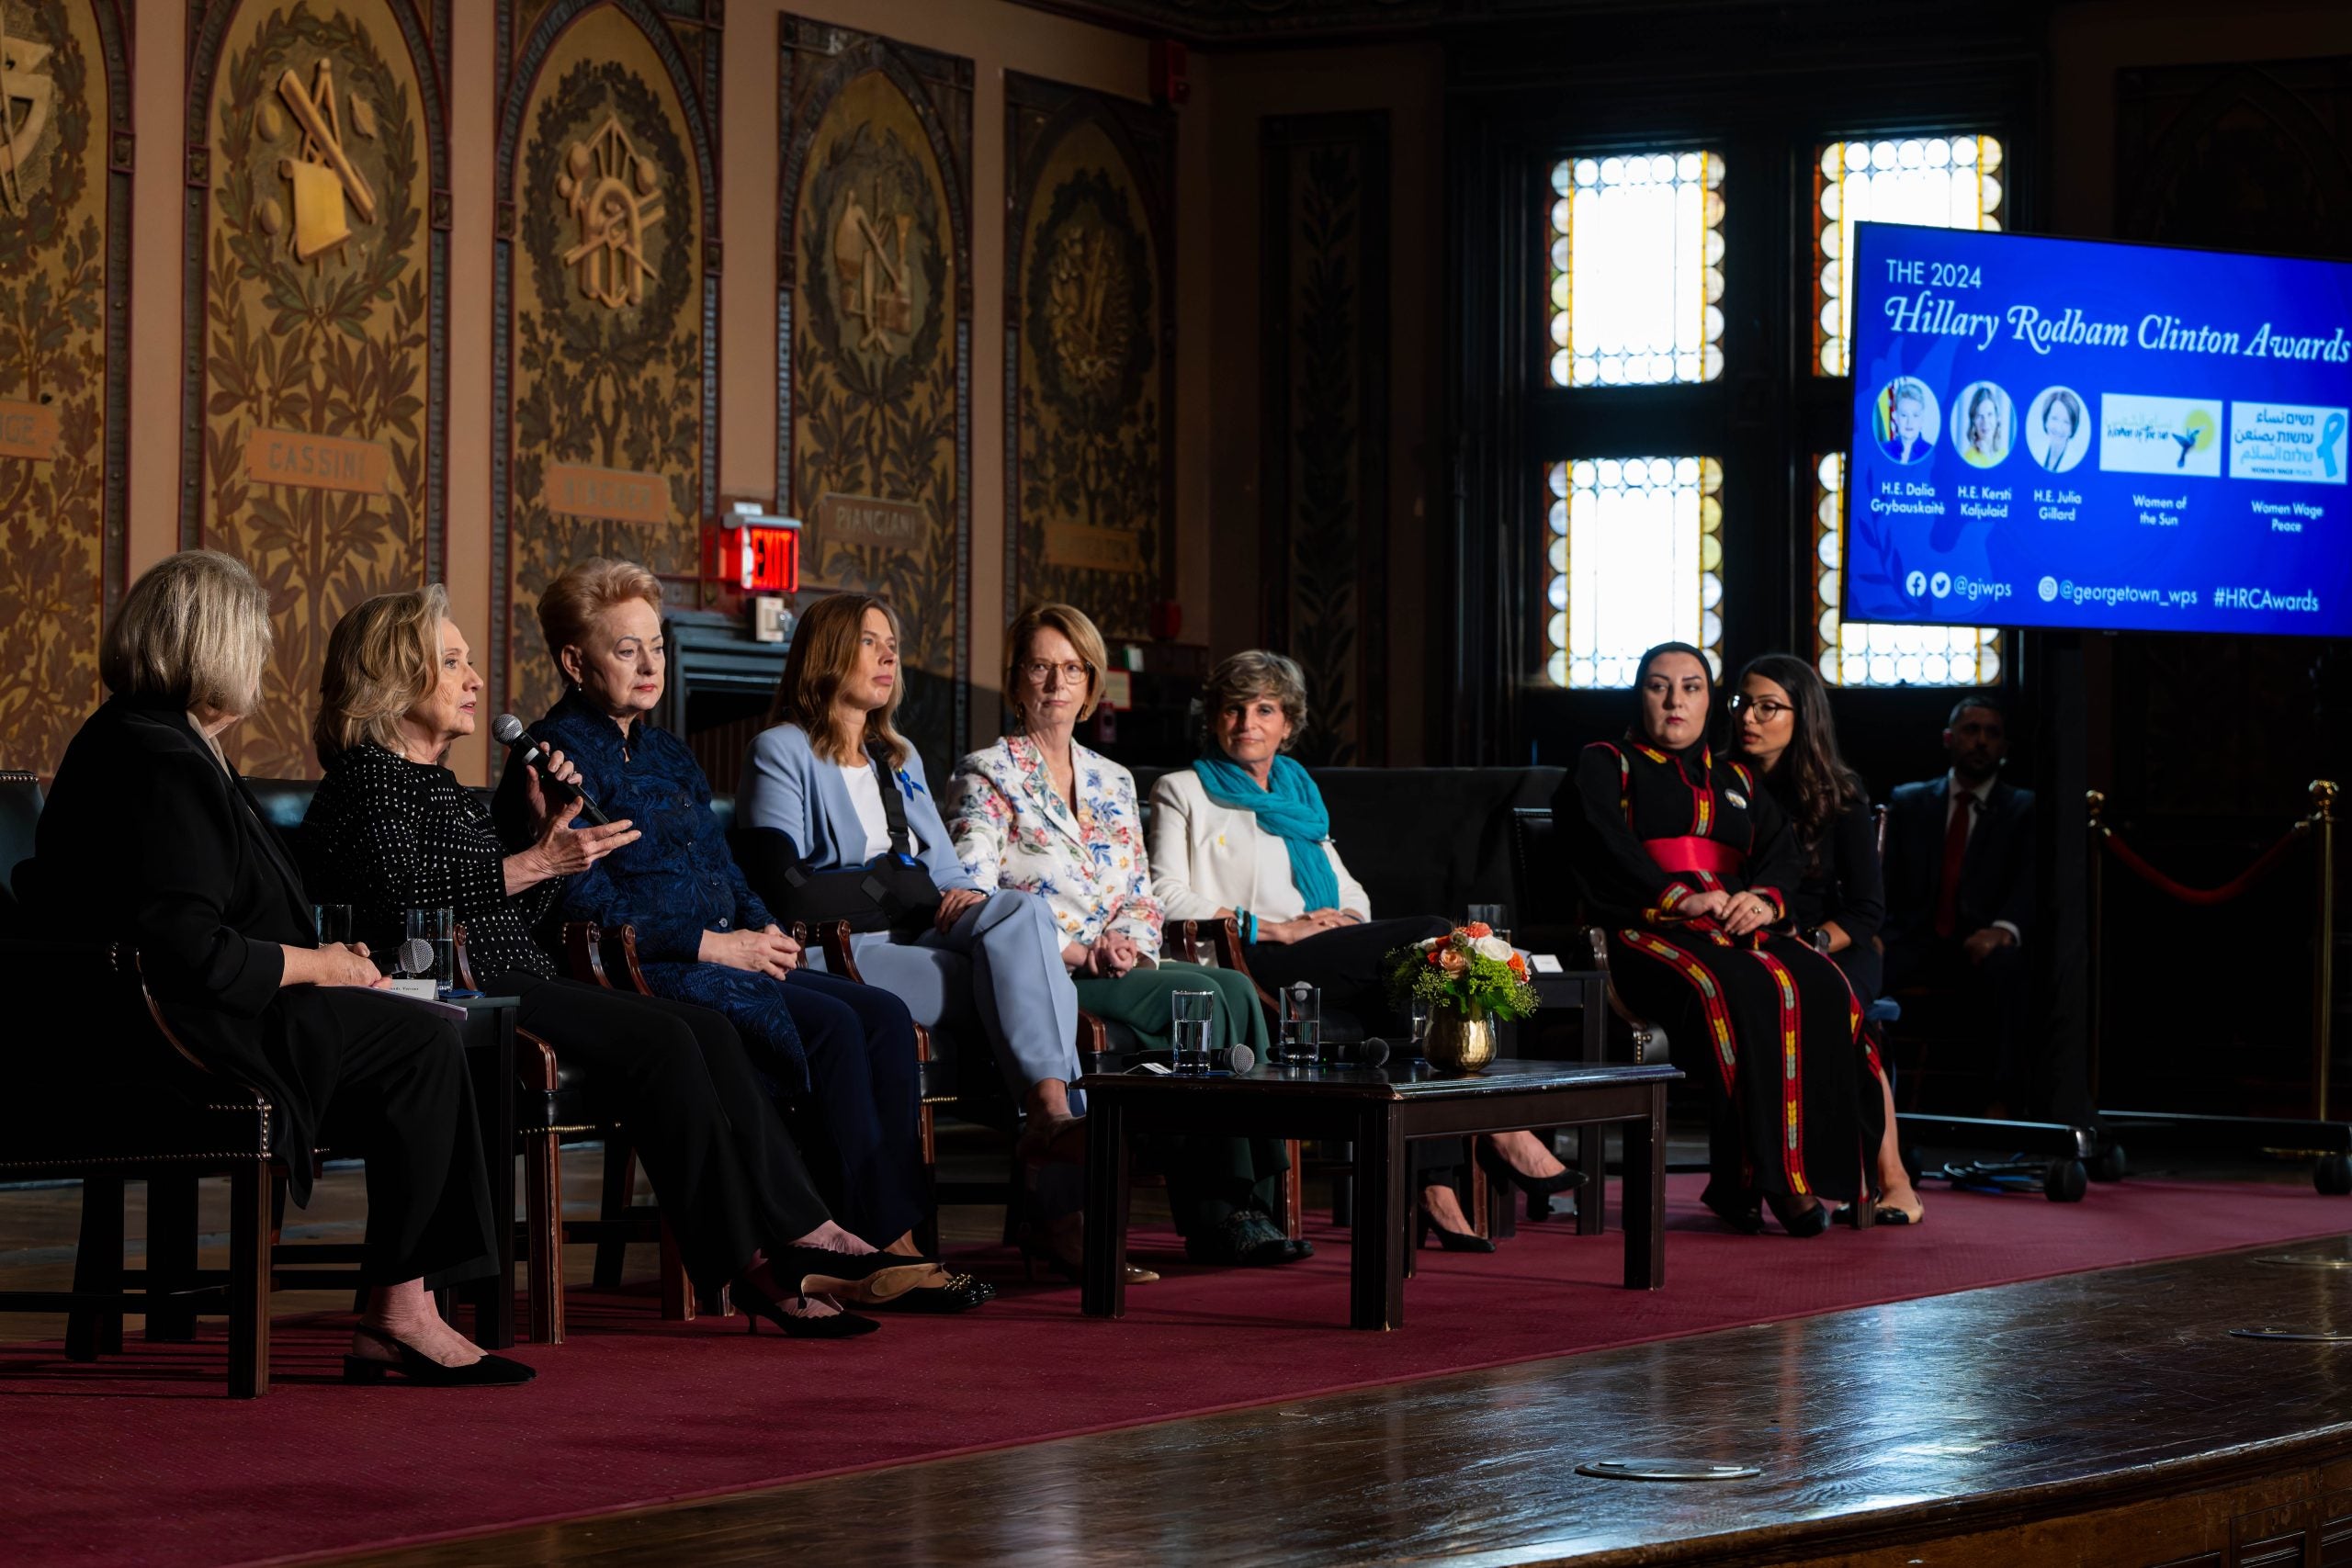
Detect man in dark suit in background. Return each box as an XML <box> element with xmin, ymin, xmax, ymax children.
<box><xmin>1884</xmin><ymin>696</ymin><xmax>2036</xmax><ymax>1113</ymax></box>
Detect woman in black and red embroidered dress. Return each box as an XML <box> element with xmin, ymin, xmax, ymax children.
<box><xmin>1556</xmin><ymin>641</ymin><xmax>1875</xmax><ymax>1236</ymax></box>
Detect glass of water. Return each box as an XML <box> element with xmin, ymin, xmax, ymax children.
<box><xmin>1170</xmin><ymin>988</ymin><xmax>1216</xmax><ymax>1076</ymax></box>
<box><xmin>1281</xmin><ymin>983</ymin><xmax>1323</xmax><ymax>1068</ymax></box>
<box><xmin>1409</xmin><ymin>997</ymin><xmax>1431</xmax><ymax>1061</ymax></box>
<box><xmin>312</xmin><ymin>903</ymin><xmax>353</xmax><ymax>946</ymax></box>
<box><xmin>1466</xmin><ymin>903</ymin><xmax>1506</xmax><ymax>933</ymax></box>
<box><xmin>404</xmin><ymin>907</ymin><xmax>456</xmax><ymax>996</ymax></box>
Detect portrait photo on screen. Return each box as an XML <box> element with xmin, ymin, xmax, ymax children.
<box><xmin>1952</xmin><ymin>382</ymin><xmax>2014</xmax><ymax>468</ymax></box>
<box><xmin>1876</xmin><ymin>377</ymin><xmax>1940</xmax><ymax>464</ymax></box>
<box><xmin>2024</xmin><ymin>386</ymin><xmax>2088</xmax><ymax>474</ymax></box>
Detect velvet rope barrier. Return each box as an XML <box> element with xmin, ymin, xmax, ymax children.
<box><xmin>2094</xmin><ymin>820</ymin><xmax>2306</xmax><ymax>906</ymax></box>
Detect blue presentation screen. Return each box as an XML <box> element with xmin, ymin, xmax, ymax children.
<box><xmin>1843</xmin><ymin>223</ymin><xmax>2352</xmax><ymax>637</ymax></box>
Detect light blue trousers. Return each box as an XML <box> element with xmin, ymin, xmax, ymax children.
<box><xmin>817</xmin><ymin>887</ymin><xmax>1086</xmax><ymax>1115</ymax></box>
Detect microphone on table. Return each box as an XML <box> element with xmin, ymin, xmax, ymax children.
<box><xmin>491</xmin><ymin>714</ymin><xmax>613</xmax><ymax>827</ymax></box>
<box><xmin>1227</xmin><ymin>1043</ymin><xmax>1257</xmax><ymax>1075</ymax></box>
<box><xmin>1355</xmin><ymin>1037</ymin><xmax>1391</xmax><ymax>1068</ymax></box>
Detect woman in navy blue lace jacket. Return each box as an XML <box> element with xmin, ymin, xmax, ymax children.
<box><xmin>515</xmin><ymin>560</ymin><xmax>928</xmax><ymax>1257</ymax></box>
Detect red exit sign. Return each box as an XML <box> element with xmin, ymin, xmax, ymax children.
<box><xmin>708</xmin><ymin>507</ymin><xmax>802</xmax><ymax>593</ymax></box>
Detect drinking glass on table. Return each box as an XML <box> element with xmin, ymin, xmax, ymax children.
<box><xmin>311</xmin><ymin>903</ymin><xmax>353</xmax><ymax>946</ymax></box>
<box><xmin>1280</xmin><ymin>983</ymin><xmax>1323</xmax><ymax>1068</ymax></box>
<box><xmin>403</xmin><ymin>907</ymin><xmax>455</xmax><ymax>996</ymax></box>
<box><xmin>1409</xmin><ymin>998</ymin><xmax>1431</xmax><ymax>1061</ymax></box>
<box><xmin>1466</xmin><ymin>903</ymin><xmax>1506</xmax><ymax>932</ymax></box>
<box><xmin>1170</xmin><ymin>988</ymin><xmax>1216</xmax><ymax>1076</ymax></box>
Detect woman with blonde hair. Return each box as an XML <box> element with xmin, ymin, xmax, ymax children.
<box><xmin>947</xmin><ymin>604</ymin><xmax>1303</xmax><ymax>1273</ymax></box>
<box><xmin>526</xmin><ymin>561</ymin><xmax>951</xmax><ymax>1291</ymax></box>
<box><xmin>22</xmin><ymin>552</ymin><xmax>527</xmax><ymax>1383</ymax></box>
<box><xmin>301</xmin><ymin>585</ymin><xmax>938</xmax><ymax>1334</ymax></box>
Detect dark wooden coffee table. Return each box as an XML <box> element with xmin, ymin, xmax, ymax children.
<box><xmin>1077</xmin><ymin>1058</ymin><xmax>1681</xmax><ymax>1330</ymax></box>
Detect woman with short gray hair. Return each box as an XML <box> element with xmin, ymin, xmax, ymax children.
<box><xmin>1148</xmin><ymin>649</ymin><xmax>1580</xmax><ymax>1247</ymax></box>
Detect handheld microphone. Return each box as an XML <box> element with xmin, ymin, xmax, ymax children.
<box><xmin>491</xmin><ymin>714</ymin><xmax>613</xmax><ymax>827</ymax></box>
<box><xmin>1355</xmin><ymin>1036</ymin><xmax>1391</xmax><ymax>1068</ymax></box>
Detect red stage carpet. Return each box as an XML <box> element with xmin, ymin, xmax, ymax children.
<box><xmin>5</xmin><ymin>1174</ymin><xmax>2346</xmax><ymax>1568</ymax></box>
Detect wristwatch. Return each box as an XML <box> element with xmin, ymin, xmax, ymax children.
<box><xmin>1805</xmin><ymin>926</ymin><xmax>1832</xmax><ymax>953</ymax></box>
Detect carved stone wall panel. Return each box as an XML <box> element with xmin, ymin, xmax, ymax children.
<box><xmin>0</xmin><ymin>0</ymin><xmax>129</xmax><ymax>774</ymax></box>
<box><xmin>779</xmin><ymin>18</ymin><xmax>973</xmax><ymax>769</ymax></box>
<box><xmin>495</xmin><ymin>0</ymin><xmax>719</xmax><ymax>723</ymax></box>
<box><xmin>1005</xmin><ymin>75</ymin><xmax>1174</xmax><ymax>645</ymax></box>
<box><xmin>183</xmin><ymin>0</ymin><xmax>449</xmax><ymax>778</ymax></box>
<box><xmin>1261</xmin><ymin>112</ymin><xmax>1389</xmax><ymax>767</ymax></box>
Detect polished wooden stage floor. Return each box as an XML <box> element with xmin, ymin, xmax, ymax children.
<box><xmin>7</xmin><ymin>1143</ymin><xmax>2350</xmax><ymax>1567</ymax></box>
<box><xmin>318</xmin><ymin>1232</ymin><xmax>2352</xmax><ymax>1568</ymax></box>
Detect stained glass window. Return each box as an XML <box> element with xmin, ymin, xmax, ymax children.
<box><xmin>1543</xmin><ymin>457</ymin><xmax>1723</xmax><ymax>688</ymax></box>
<box><xmin>1814</xmin><ymin>135</ymin><xmax>2004</xmax><ymax>378</ymax></box>
<box><xmin>1811</xmin><ymin>453</ymin><xmax>2001</xmax><ymax>688</ymax></box>
<box><xmin>1547</xmin><ymin>151</ymin><xmax>1726</xmax><ymax>388</ymax></box>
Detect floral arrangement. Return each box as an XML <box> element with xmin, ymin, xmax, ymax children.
<box><xmin>1386</xmin><ymin>922</ymin><xmax>1541</xmax><ymax>1022</ymax></box>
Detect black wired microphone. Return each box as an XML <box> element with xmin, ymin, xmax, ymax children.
<box><xmin>490</xmin><ymin>714</ymin><xmax>614</xmax><ymax>827</ymax></box>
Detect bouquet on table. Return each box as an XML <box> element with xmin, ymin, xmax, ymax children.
<box><xmin>1385</xmin><ymin>922</ymin><xmax>1539</xmax><ymax>1071</ymax></box>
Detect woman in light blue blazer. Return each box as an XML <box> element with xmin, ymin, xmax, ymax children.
<box><xmin>737</xmin><ymin>594</ymin><xmax>1088</xmax><ymax>1176</ymax></box>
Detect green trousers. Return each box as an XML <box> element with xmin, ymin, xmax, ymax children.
<box><xmin>1074</xmin><ymin>960</ymin><xmax>1283</xmax><ymax>1237</ymax></box>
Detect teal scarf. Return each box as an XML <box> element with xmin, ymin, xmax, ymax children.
<box><xmin>1193</xmin><ymin>753</ymin><xmax>1341</xmax><ymax>912</ymax></box>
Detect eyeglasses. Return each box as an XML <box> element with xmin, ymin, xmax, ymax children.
<box><xmin>1724</xmin><ymin>694</ymin><xmax>1791</xmax><ymax>720</ymax></box>
<box><xmin>1022</xmin><ymin>660</ymin><xmax>1091</xmax><ymax>687</ymax></box>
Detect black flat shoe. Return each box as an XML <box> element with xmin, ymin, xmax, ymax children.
<box><xmin>868</xmin><ymin>1272</ymin><xmax>995</xmax><ymax>1314</ymax></box>
<box><xmin>1702</xmin><ymin>1190</ymin><xmax>1766</xmax><ymax>1235</ymax></box>
<box><xmin>1414</xmin><ymin>1206</ymin><xmax>1498</xmax><ymax>1254</ymax></box>
<box><xmin>1766</xmin><ymin>1193</ymin><xmax>1832</xmax><ymax>1238</ymax></box>
<box><xmin>1185</xmin><ymin>1211</ymin><xmax>1307</xmax><ymax>1267</ymax></box>
<box><xmin>342</xmin><ymin>1325</ymin><xmax>536</xmax><ymax>1386</ymax></box>
<box><xmin>1476</xmin><ymin>1139</ymin><xmax>1586</xmax><ymax>1222</ymax></box>
<box><xmin>740</xmin><ymin>1290</ymin><xmax>880</xmax><ymax>1338</ymax></box>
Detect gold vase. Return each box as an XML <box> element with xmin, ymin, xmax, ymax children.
<box><xmin>1424</xmin><ymin>1008</ymin><xmax>1496</xmax><ymax>1074</ymax></box>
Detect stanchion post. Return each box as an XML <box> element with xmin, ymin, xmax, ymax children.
<box><xmin>2312</xmin><ymin>780</ymin><xmax>2336</xmax><ymax>1123</ymax></box>
<box><xmin>2086</xmin><ymin>789</ymin><xmax>2105</xmax><ymax>1106</ymax></box>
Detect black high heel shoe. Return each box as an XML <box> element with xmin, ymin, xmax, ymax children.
<box><xmin>341</xmin><ymin>1324</ymin><xmax>537</xmax><ymax>1386</ymax></box>
<box><xmin>1414</xmin><ymin>1204</ymin><xmax>1498</xmax><ymax>1254</ymax></box>
<box><xmin>868</xmin><ymin>1272</ymin><xmax>996</xmax><ymax>1314</ymax></box>
<box><xmin>1476</xmin><ymin>1139</ymin><xmax>1586</xmax><ymax>1223</ymax></box>
<box><xmin>740</xmin><ymin>1289</ymin><xmax>880</xmax><ymax>1338</ymax></box>
<box><xmin>1764</xmin><ymin>1192</ymin><xmax>1832</xmax><ymax>1238</ymax></box>
<box><xmin>1702</xmin><ymin>1190</ymin><xmax>1766</xmax><ymax>1235</ymax></box>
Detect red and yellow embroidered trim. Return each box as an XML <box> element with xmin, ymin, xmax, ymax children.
<box><xmin>1621</xmin><ymin>931</ymin><xmax>1740</xmax><ymax>1093</ymax></box>
<box><xmin>1751</xmin><ymin>950</ymin><xmax>1808</xmax><ymax>1197</ymax></box>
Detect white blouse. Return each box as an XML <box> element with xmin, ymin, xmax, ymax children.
<box><xmin>1146</xmin><ymin>768</ymin><xmax>1371</xmax><ymax>925</ymax></box>
<box><xmin>839</xmin><ymin>761</ymin><xmax>892</xmax><ymax>859</ymax></box>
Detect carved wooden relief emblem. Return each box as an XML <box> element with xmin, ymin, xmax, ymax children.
<box><xmin>184</xmin><ymin>0</ymin><xmax>448</xmax><ymax>778</ymax></box>
<box><xmin>0</xmin><ymin>11</ymin><xmax>56</xmax><ymax>212</ymax></box>
<box><xmin>499</xmin><ymin>1</ymin><xmax>716</xmax><ymax>722</ymax></box>
<box><xmin>0</xmin><ymin>0</ymin><xmax>126</xmax><ymax>775</ymax></box>
<box><xmin>781</xmin><ymin>18</ymin><xmax>972</xmax><ymax>765</ymax></box>
<box><xmin>1005</xmin><ymin>76</ymin><xmax>1174</xmax><ymax>641</ymax></box>
<box><xmin>560</xmin><ymin>112</ymin><xmax>662</xmax><ymax>308</ymax></box>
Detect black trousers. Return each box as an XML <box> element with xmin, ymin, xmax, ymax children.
<box><xmin>289</xmin><ymin>987</ymin><xmax>497</xmax><ymax>1289</ymax></box>
<box><xmin>489</xmin><ymin>973</ymin><xmax>832</xmax><ymax>1292</ymax></box>
<box><xmin>780</xmin><ymin>969</ymin><xmax>925</xmax><ymax>1246</ymax></box>
<box><xmin>1246</xmin><ymin>914</ymin><xmax>1454</xmax><ymax>1038</ymax></box>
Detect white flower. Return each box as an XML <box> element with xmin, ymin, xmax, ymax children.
<box><xmin>1416</xmin><ymin>936</ymin><xmax>1446</xmax><ymax>951</ymax></box>
<box><xmin>1472</xmin><ymin>935</ymin><xmax>1513</xmax><ymax>962</ymax></box>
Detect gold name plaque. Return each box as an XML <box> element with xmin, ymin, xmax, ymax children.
<box><xmin>1045</xmin><ymin>523</ymin><xmax>1145</xmax><ymax>574</ymax></box>
<box><xmin>814</xmin><ymin>491</ymin><xmax>928</xmax><ymax>551</ymax></box>
<box><xmin>544</xmin><ymin>462</ymin><xmax>672</xmax><ymax>525</ymax></box>
<box><xmin>0</xmin><ymin>400</ymin><xmax>62</xmax><ymax>461</ymax></box>
<box><xmin>243</xmin><ymin>427</ymin><xmax>392</xmax><ymax>494</ymax></box>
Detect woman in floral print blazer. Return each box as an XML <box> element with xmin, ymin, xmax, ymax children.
<box><xmin>947</xmin><ymin>604</ymin><xmax>1303</xmax><ymax>1272</ymax></box>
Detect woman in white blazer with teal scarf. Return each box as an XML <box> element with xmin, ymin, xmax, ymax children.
<box><xmin>1149</xmin><ymin>649</ymin><xmax>1581</xmax><ymax>1245</ymax></box>
<box><xmin>736</xmin><ymin>596</ymin><xmax>1086</xmax><ymax>1179</ymax></box>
